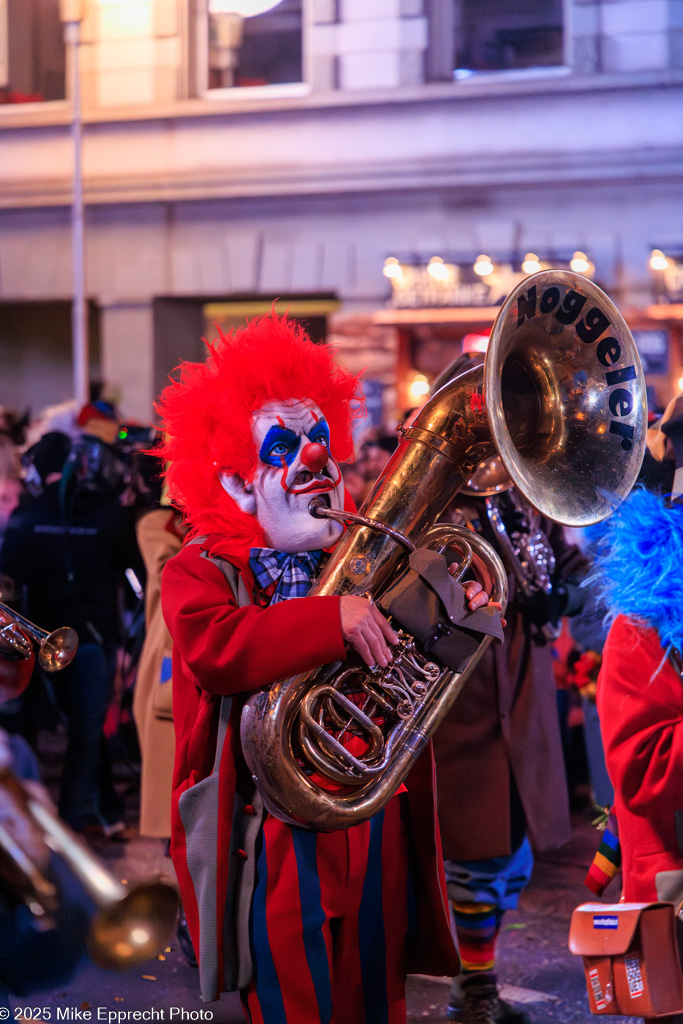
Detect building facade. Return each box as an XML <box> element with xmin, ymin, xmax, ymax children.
<box><xmin>0</xmin><ymin>0</ymin><xmax>682</xmax><ymax>428</ymax></box>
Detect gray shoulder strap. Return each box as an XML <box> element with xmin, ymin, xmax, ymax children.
<box><xmin>187</xmin><ymin>534</ymin><xmax>251</xmax><ymax>608</ymax></box>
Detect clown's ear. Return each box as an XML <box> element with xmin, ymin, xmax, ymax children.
<box><xmin>218</xmin><ymin>471</ymin><xmax>257</xmax><ymax>517</ymax></box>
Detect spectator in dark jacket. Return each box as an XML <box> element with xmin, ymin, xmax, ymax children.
<box><xmin>0</xmin><ymin>428</ymin><xmax>142</xmax><ymax>836</ymax></box>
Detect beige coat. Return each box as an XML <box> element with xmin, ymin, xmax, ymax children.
<box><xmin>132</xmin><ymin>508</ymin><xmax>183</xmax><ymax>838</ymax></box>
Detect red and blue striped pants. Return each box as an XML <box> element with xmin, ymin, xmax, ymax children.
<box><xmin>241</xmin><ymin>795</ymin><xmax>415</xmax><ymax>1024</ymax></box>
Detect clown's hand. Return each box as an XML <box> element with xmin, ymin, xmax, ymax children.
<box><xmin>340</xmin><ymin>597</ymin><xmax>399</xmax><ymax>670</ymax></box>
<box><xmin>463</xmin><ymin>580</ymin><xmax>489</xmax><ymax>611</ymax></box>
<box><xmin>462</xmin><ymin>579</ymin><xmax>505</xmax><ymax>627</ymax></box>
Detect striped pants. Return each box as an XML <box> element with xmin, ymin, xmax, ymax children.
<box><xmin>241</xmin><ymin>795</ymin><xmax>414</xmax><ymax>1024</ymax></box>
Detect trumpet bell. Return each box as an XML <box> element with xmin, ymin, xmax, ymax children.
<box><xmin>88</xmin><ymin>882</ymin><xmax>180</xmax><ymax>971</ymax></box>
<box><xmin>39</xmin><ymin>627</ymin><xmax>79</xmax><ymax>672</ymax></box>
<box><xmin>0</xmin><ymin>601</ymin><xmax>79</xmax><ymax>672</ymax></box>
<box><xmin>485</xmin><ymin>270</ymin><xmax>647</xmax><ymax>527</ymax></box>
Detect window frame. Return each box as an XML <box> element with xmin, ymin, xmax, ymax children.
<box><xmin>425</xmin><ymin>0</ymin><xmax>572</xmax><ymax>86</ymax></box>
<box><xmin>194</xmin><ymin>0</ymin><xmax>311</xmax><ymax>102</ymax></box>
<box><xmin>0</xmin><ymin>0</ymin><xmax>69</xmax><ymax>108</ymax></box>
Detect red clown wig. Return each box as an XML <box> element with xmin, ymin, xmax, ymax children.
<box><xmin>157</xmin><ymin>315</ymin><xmax>363</xmax><ymax>554</ymax></box>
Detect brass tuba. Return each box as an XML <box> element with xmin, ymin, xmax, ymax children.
<box><xmin>240</xmin><ymin>270</ymin><xmax>647</xmax><ymax>831</ymax></box>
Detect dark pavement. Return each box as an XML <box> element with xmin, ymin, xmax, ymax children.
<box><xmin>6</xmin><ymin>808</ymin><xmax>630</xmax><ymax>1024</ymax></box>
<box><xmin>9</xmin><ymin>727</ymin><xmax>630</xmax><ymax>1023</ymax></box>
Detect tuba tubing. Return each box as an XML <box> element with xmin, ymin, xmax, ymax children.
<box><xmin>242</xmin><ymin>525</ymin><xmax>507</xmax><ymax>831</ymax></box>
<box><xmin>241</xmin><ymin>270</ymin><xmax>647</xmax><ymax>831</ymax></box>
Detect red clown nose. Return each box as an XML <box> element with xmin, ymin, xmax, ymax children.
<box><xmin>300</xmin><ymin>442</ymin><xmax>328</xmax><ymax>473</ymax></box>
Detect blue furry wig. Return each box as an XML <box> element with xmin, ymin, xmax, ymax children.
<box><xmin>588</xmin><ymin>488</ymin><xmax>683</xmax><ymax>652</ymax></box>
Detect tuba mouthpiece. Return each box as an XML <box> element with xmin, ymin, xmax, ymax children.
<box><xmin>308</xmin><ymin>497</ymin><xmax>328</xmax><ymax>518</ymax></box>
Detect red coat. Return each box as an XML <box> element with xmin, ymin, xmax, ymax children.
<box><xmin>162</xmin><ymin>534</ymin><xmax>459</xmax><ymax>1001</ymax></box>
<box><xmin>597</xmin><ymin>614</ymin><xmax>683</xmax><ymax>904</ymax></box>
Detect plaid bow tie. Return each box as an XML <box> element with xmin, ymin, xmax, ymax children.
<box><xmin>248</xmin><ymin>548</ymin><xmax>324</xmax><ymax>605</ymax></box>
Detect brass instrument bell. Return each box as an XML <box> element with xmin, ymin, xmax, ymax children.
<box><xmin>0</xmin><ymin>600</ymin><xmax>78</xmax><ymax>672</ymax></box>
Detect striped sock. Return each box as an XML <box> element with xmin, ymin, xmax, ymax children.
<box><xmin>451</xmin><ymin>901</ymin><xmax>501</xmax><ymax>974</ymax></box>
<box><xmin>585</xmin><ymin>826</ymin><xmax>621</xmax><ymax>895</ymax></box>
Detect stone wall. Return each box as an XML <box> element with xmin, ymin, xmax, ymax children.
<box><xmin>79</xmin><ymin>0</ymin><xmax>184</xmax><ymax>110</ymax></box>
<box><xmin>574</xmin><ymin>0</ymin><xmax>683</xmax><ymax>74</ymax></box>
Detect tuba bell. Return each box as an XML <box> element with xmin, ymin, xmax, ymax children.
<box><xmin>240</xmin><ymin>270</ymin><xmax>647</xmax><ymax>831</ymax></box>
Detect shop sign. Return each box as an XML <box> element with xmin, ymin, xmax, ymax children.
<box><xmin>631</xmin><ymin>329</ymin><xmax>669</xmax><ymax>376</ymax></box>
<box><xmin>388</xmin><ymin>262</ymin><xmax>526</xmax><ymax>309</ymax></box>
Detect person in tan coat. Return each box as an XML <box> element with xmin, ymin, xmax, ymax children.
<box><xmin>132</xmin><ymin>505</ymin><xmax>186</xmax><ymax>839</ymax></box>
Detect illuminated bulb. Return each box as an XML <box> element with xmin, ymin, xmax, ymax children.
<box><xmin>409</xmin><ymin>375</ymin><xmax>430</xmax><ymax>400</ymax></box>
<box><xmin>427</xmin><ymin>256</ymin><xmax>450</xmax><ymax>281</ymax></box>
<box><xmin>521</xmin><ymin>253</ymin><xmax>542</xmax><ymax>275</ymax></box>
<box><xmin>383</xmin><ymin>257</ymin><xmax>403</xmax><ymax>280</ymax></box>
<box><xmin>473</xmin><ymin>255</ymin><xmax>494</xmax><ymax>277</ymax></box>
<box><xmin>678</xmin><ymin>373</ymin><xmax>683</xmax><ymax>392</ymax></box>
<box><xmin>131</xmin><ymin>927</ymin><xmax>151</xmax><ymax>947</ymax></box>
<box><xmin>650</xmin><ymin>248</ymin><xmax>669</xmax><ymax>271</ymax></box>
<box><xmin>570</xmin><ymin>251</ymin><xmax>591</xmax><ymax>274</ymax></box>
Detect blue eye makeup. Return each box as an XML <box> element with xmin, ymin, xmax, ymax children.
<box><xmin>260</xmin><ymin>426</ymin><xmax>301</xmax><ymax>467</ymax></box>
<box><xmin>310</xmin><ymin>421</ymin><xmax>330</xmax><ymax>448</ymax></box>
<box><xmin>259</xmin><ymin>418</ymin><xmax>332</xmax><ymax>468</ymax></box>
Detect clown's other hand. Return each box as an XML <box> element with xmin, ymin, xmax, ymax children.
<box><xmin>463</xmin><ymin>579</ymin><xmax>506</xmax><ymax>626</ymax></box>
<box><xmin>464</xmin><ymin>580</ymin><xmax>489</xmax><ymax>611</ymax></box>
<box><xmin>340</xmin><ymin>596</ymin><xmax>399</xmax><ymax>669</ymax></box>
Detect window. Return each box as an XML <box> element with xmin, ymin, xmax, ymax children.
<box><xmin>427</xmin><ymin>0</ymin><xmax>565</xmax><ymax>82</ymax></box>
<box><xmin>0</xmin><ymin>0</ymin><xmax>65</xmax><ymax>104</ymax></box>
<box><xmin>207</xmin><ymin>0</ymin><xmax>303</xmax><ymax>91</ymax></box>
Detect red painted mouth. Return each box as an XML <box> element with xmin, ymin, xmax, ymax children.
<box><xmin>289</xmin><ymin>478</ymin><xmax>336</xmax><ymax>496</ymax></box>
<box><xmin>280</xmin><ymin>459</ymin><xmax>343</xmax><ymax>495</ymax></box>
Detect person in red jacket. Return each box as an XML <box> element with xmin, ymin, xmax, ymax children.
<box><xmin>593</xmin><ymin>397</ymin><xmax>683</xmax><ymax>905</ymax></box>
<box><xmin>157</xmin><ymin>315</ymin><xmax>489</xmax><ymax>1023</ymax></box>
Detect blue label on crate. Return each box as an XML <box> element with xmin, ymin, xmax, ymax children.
<box><xmin>593</xmin><ymin>914</ymin><xmax>619</xmax><ymax>929</ymax></box>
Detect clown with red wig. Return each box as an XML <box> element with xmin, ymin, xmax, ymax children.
<box><xmin>158</xmin><ymin>316</ymin><xmax>482</xmax><ymax>1022</ymax></box>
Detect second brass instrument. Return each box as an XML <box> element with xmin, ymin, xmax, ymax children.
<box><xmin>0</xmin><ymin>600</ymin><xmax>78</xmax><ymax>672</ymax></box>
<box><xmin>0</xmin><ymin>760</ymin><xmax>179</xmax><ymax>970</ymax></box>
<box><xmin>0</xmin><ymin>607</ymin><xmax>177</xmax><ymax>969</ymax></box>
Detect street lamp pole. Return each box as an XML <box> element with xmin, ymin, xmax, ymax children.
<box><xmin>60</xmin><ymin>0</ymin><xmax>88</xmax><ymax>407</ymax></box>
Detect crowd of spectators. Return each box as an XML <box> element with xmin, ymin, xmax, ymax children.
<box><xmin>0</xmin><ymin>394</ymin><xmax>165</xmax><ymax>840</ymax></box>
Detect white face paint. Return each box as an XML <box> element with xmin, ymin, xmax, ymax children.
<box><xmin>219</xmin><ymin>398</ymin><xmax>345</xmax><ymax>553</ymax></box>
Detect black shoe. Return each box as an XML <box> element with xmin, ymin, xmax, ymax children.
<box><xmin>491</xmin><ymin>998</ymin><xmax>528</xmax><ymax>1024</ymax></box>
<box><xmin>462</xmin><ymin>982</ymin><xmax>499</xmax><ymax>1024</ymax></box>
